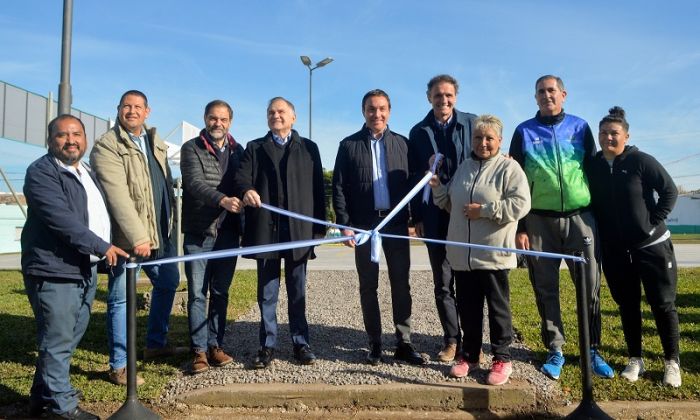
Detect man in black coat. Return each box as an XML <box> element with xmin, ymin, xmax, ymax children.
<box><xmin>181</xmin><ymin>100</ymin><xmax>244</xmax><ymax>374</ymax></box>
<box><xmin>332</xmin><ymin>89</ymin><xmax>426</xmax><ymax>366</ymax></box>
<box><xmin>408</xmin><ymin>75</ymin><xmax>476</xmax><ymax>362</ymax></box>
<box><xmin>22</xmin><ymin>115</ymin><xmax>128</xmax><ymax>419</ymax></box>
<box><xmin>234</xmin><ymin>97</ymin><xmax>325</xmax><ymax>368</ymax></box>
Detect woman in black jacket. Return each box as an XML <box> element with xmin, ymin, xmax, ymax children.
<box><xmin>587</xmin><ymin>106</ymin><xmax>681</xmax><ymax>387</ymax></box>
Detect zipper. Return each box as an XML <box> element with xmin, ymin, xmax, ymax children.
<box><xmin>551</xmin><ymin>126</ymin><xmax>565</xmax><ymax>212</ymax></box>
<box><xmin>467</xmin><ymin>160</ymin><xmax>484</xmax><ymax>270</ymax></box>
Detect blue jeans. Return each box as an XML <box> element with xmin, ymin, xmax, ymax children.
<box><xmin>24</xmin><ymin>265</ymin><xmax>97</xmax><ymax>415</ymax></box>
<box><xmin>184</xmin><ymin>230</ymin><xmax>239</xmax><ymax>352</ymax></box>
<box><xmin>107</xmin><ymin>242</ymin><xmax>180</xmax><ymax>370</ymax></box>
<box><xmin>257</xmin><ymin>255</ymin><xmax>309</xmax><ymax>348</ymax></box>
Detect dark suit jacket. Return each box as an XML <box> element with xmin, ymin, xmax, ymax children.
<box><xmin>332</xmin><ymin>125</ymin><xmax>410</xmax><ymax>230</ymax></box>
<box><xmin>233</xmin><ymin>130</ymin><xmax>325</xmax><ymax>261</ymax></box>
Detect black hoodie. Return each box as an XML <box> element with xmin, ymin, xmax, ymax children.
<box><xmin>586</xmin><ymin>145</ymin><xmax>677</xmax><ymax>250</ymax></box>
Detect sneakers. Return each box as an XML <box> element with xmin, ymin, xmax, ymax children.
<box><xmin>541</xmin><ymin>350</ymin><xmax>565</xmax><ymax>380</ymax></box>
<box><xmin>108</xmin><ymin>367</ymin><xmax>144</xmax><ymax>386</ymax></box>
<box><xmin>487</xmin><ymin>360</ymin><xmax>513</xmax><ymax>386</ymax></box>
<box><xmin>620</xmin><ymin>357</ymin><xmax>645</xmax><ymax>382</ymax></box>
<box><xmin>208</xmin><ymin>346</ymin><xmax>233</xmax><ymax>367</ymax></box>
<box><xmin>143</xmin><ymin>345</ymin><xmax>188</xmax><ymax>360</ymax></box>
<box><xmin>437</xmin><ymin>343</ymin><xmax>457</xmax><ymax>362</ymax></box>
<box><xmin>449</xmin><ymin>357</ymin><xmax>478</xmax><ymax>378</ymax></box>
<box><xmin>663</xmin><ymin>359</ymin><xmax>682</xmax><ymax>388</ymax></box>
<box><xmin>189</xmin><ymin>351</ymin><xmax>209</xmax><ymax>374</ymax></box>
<box><xmin>590</xmin><ymin>349</ymin><xmax>614</xmax><ymax>378</ymax></box>
<box><xmin>253</xmin><ymin>347</ymin><xmax>275</xmax><ymax>369</ymax></box>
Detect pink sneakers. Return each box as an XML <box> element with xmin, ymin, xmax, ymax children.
<box><xmin>487</xmin><ymin>360</ymin><xmax>513</xmax><ymax>386</ymax></box>
<box><xmin>449</xmin><ymin>358</ymin><xmax>478</xmax><ymax>378</ymax></box>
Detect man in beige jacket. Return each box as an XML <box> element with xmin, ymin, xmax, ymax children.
<box><xmin>90</xmin><ymin>90</ymin><xmax>183</xmax><ymax>386</ymax></box>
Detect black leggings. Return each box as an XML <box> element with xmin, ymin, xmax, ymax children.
<box><xmin>455</xmin><ymin>269</ymin><xmax>512</xmax><ymax>362</ymax></box>
<box><xmin>602</xmin><ymin>239</ymin><xmax>679</xmax><ymax>362</ymax></box>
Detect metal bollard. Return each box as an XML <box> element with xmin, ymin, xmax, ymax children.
<box><xmin>566</xmin><ymin>251</ymin><xmax>612</xmax><ymax>420</ymax></box>
<box><xmin>109</xmin><ymin>257</ymin><xmax>160</xmax><ymax>420</ymax></box>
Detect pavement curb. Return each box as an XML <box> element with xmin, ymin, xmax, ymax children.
<box><xmin>175</xmin><ymin>381</ymin><xmax>536</xmax><ymax>413</ymax></box>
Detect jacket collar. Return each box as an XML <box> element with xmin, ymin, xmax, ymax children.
<box><xmin>535</xmin><ymin>110</ymin><xmax>566</xmax><ymax>126</ymax></box>
<box><xmin>199</xmin><ymin>129</ymin><xmax>237</xmax><ymax>156</ymax></box>
<box><xmin>419</xmin><ymin>109</ymin><xmax>470</xmax><ymax>129</ymax></box>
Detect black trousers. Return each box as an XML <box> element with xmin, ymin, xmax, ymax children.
<box><xmin>602</xmin><ymin>239</ymin><xmax>680</xmax><ymax>362</ymax></box>
<box><xmin>354</xmin><ymin>223</ymin><xmax>412</xmax><ymax>346</ymax></box>
<box><xmin>455</xmin><ymin>269</ymin><xmax>513</xmax><ymax>362</ymax></box>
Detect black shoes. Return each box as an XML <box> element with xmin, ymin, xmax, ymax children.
<box><xmin>253</xmin><ymin>347</ymin><xmax>275</xmax><ymax>369</ymax></box>
<box><xmin>48</xmin><ymin>406</ymin><xmax>100</xmax><ymax>419</ymax></box>
<box><xmin>394</xmin><ymin>342</ymin><xmax>427</xmax><ymax>365</ymax></box>
<box><xmin>293</xmin><ymin>345</ymin><xmax>317</xmax><ymax>365</ymax></box>
<box><xmin>29</xmin><ymin>389</ymin><xmax>84</xmax><ymax>417</ymax></box>
<box><xmin>366</xmin><ymin>343</ymin><xmax>383</xmax><ymax>365</ymax></box>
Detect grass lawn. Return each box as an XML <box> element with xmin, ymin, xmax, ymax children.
<box><xmin>672</xmin><ymin>233</ymin><xmax>700</xmax><ymax>244</ymax></box>
<box><xmin>510</xmin><ymin>267</ymin><xmax>700</xmax><ymax>401</ymax></box>
<box><xmin>1</xmin><ymin>267</ymin><xmax>699</xmax><ymax>406</ymax></box>
<box><xmin>0</xmin><ymin>269</ymin><xmax>257</xmax><ymax>406</ymax></box>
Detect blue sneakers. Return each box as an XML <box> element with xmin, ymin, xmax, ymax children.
<box><xmin>590</xmin><ymin>349</ymin><xmax>614</xmax><ymax>378</ymax></box>
<box><xmin>541</xmin><ymin>350</ymin><xmax>565</xmax><ymax>380</ymax></box>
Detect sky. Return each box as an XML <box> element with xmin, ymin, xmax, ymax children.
<box><xmin>2</xmin><ymin>0</ymin><xmax>700</xmax><ymax>190</ymax></box>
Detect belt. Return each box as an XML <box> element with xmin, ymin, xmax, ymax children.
<box><xmin>375</xmin><ymin>209</ymin><xmax>389</xmax><ymax>218</ymax></box>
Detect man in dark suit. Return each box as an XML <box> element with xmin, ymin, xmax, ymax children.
<box><xmin>234</xmin><ymin>97</ymin><xmax>326</xmax><ymax>368</ymax></box>
<box><xmin>332</xmin><ymin>89</ymin><xmax>426</xmax><ymax>366</ymax></box>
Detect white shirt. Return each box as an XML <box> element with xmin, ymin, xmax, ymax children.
<box><xmin>56</xmin><ymin>159</ymin><xmax>112</xmax><ymax>262</ymax></box>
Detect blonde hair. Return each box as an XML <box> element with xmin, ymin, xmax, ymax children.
<box><xmin>473</xmin><ymin>114</ymin><xmax>503</xmax><ymax>138</ymax></box>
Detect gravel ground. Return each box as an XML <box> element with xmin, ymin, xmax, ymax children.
<box><xmin>160</xmin><ymin>270</ymin><xmax>562</xmax><ymax>406</ymax></box>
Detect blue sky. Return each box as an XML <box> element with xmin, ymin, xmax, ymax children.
<box><xmin>2</xmin><ymin>0</ymin><xmax>700</xmax><ymax>190</ymax></box>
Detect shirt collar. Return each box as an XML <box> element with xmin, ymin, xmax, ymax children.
<box><xmin>272</xmin><ymin>132</ymin><xmax>292</xmax><ymax>146</ymax></box>
<box><xmin>434</xmin><ymin>115</ymin><xmax>453</xmax><ymax>130</ymax></box>
<box><xmin>368</xmin><ymin>126</ymin><xmax>387</xmax><ymax>141</ymax></box>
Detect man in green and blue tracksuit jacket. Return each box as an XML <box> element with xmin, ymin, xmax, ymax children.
<box><xmin>509</xmin><ymin>75</ymin><xmax>613</xmax><ymax>380</ymax></box>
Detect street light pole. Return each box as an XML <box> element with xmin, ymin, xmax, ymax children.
<box><xmin>58</xmin><ymin>0</ymin><xmax>74</xmax><ymax>115</ymax></box>
<box><xmin>300</xmin><ymin>56</ymin><xmax>333</xmax><ymax>140</ymax></box>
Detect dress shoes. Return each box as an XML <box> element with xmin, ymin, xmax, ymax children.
<box><xmin>48</xmin><ymin>406</ymin><xmax>100</xmax><ymax>419</ymax></box>
<box><xmin>366</xmin><ymin>343</ymin><xmax>383</xmax><ymax>365</ymax></box>
<box><xmin>293</xmin><ymin>345</ymin><xmax>317</xmax><ymax>365</ymax></box>
<box><xmin>394</xmin><ymin>343</ymin><xmax>427</xmax><ymax>365</ymax></box>
<box><xmin>253</xmin><ymin>347</ymin><xmax>275</xmax><ymax>369</ymax></box>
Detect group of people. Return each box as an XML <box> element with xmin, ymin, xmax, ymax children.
<box><xmin>21</xmin><ymin>74</ymin><xmax>682</xmax><ymax>419</ymax></box>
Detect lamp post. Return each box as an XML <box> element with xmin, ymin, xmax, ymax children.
<box><xmin>300</xmin><ymin>56</ymin><xmax>333</xmax><ymax>140</ymax></box>
<box><xmin>58</xmin><ymin>0</ymin><xmax>73</xmax><ymax>115</ymax></box>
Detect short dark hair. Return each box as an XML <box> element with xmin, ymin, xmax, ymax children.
<box><xmin>535</xmin><ymin>75</ymin><xmax>565</xmax><ymax>91</ymax></box>
<box><xmin>205</xmin><ymin>99</ymin><xmax>233</xmax><ymax>119</ymax></box>
<box><xmin>267</xmin><ymin>96</ymin><xmax>296</xmax><ymax>114</ymax></box>
<box><xmin>47</xmin><ymin>114</ymin><xmax>85</xmax><ymax>141</ymax></box>
<box><xmin>119</xmin><ymin>90</ymin><xmax>149</xmax><ymax>107</ymax></box>
<box><xmin>599</xmin><ymin>106</ymin><xmax>629</xmax><ymax>131</ymax></box>
<box><xmin>361</xmin><ymin>89</ymin><xmax>391</xmax><ymax>110</ymax></box>
<box><xmin>427</xmin><ymin>74</ymin><xmax>459</xmax><ymax>96</ymax></box>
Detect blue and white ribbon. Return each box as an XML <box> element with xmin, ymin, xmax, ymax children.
<box><xmin>127</xmin><ymin>159</ymin><xmax>585</xmax><ymax>269</ymax></box>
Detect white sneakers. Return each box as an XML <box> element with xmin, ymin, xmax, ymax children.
<box><xmin>620</xmin><ymin>357</ymin><xmax>682</xmax><ymax>387</ymax></box>
<box><xmin>663</xmin><ymin>359</ymin><xmax>682</xmax><ymax>388</ymax></box>
<box><xmin>620</xmin><ymin>357</ymin><xmax>645</xmax><ymax>382</ymax></box>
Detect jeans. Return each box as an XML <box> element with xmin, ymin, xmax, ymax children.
<box><xmin>24</xmin><ymin>266</ymin><xmax>97</xmax><ymax>415</ymax></box>
<box><xmin>257</xmin><ymin>253</ymin><xmax>309</xmax><ymax>349</ymax></box>
<box><xmin>107</xmin><ymin>241</ymin><xmax>180</xmax><ymax>370</ymax></box>
<box><xmin>184</xmin><ymin>230</ymin><xmax>239</xmax><ymax>352</ymax></box>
